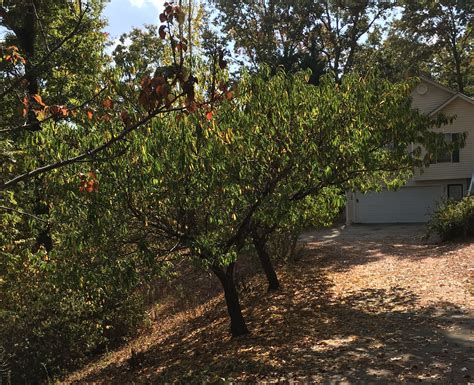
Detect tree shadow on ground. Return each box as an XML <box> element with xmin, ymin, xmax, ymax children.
<box><xmin>71</xmin><ymin>250</ymin><xmax>473</xmax><ymax>384</ymax></box>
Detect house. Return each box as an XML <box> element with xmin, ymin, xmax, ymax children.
<box><xmin>346</xmin><ymin>76</ymin><xmax>474</xmax><ymax>224</ymax></box>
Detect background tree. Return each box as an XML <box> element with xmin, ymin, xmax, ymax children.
<box><xmin>393</xmin><ymin>0</ymin><xmax>473</xmax><ymax>95</ymax></box>
<box><xmin>210</xmin><ymin>0</ymin><xmax>395</xmax><ymax>82</ymax></box>
<box><xmin>209</xmin><ymin>0</ymin><xmax>325</xmax><ymax>83</ymax></box>
<box><xmin>366</xmin><ymin>0</ymin><xmax>473</xmax><ymax>94</ymax></box>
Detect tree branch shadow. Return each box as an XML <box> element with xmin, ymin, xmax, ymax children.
<box><xmin>71</xmin><ymin>251</ymin><xmax>473</xmax><ymax>384</ymax></box>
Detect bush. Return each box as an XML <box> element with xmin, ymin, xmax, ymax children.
<box><xmin>426</xmin><ymin>196</ymin><xmax>474</xmax><ymax>241</ymax></box>
<box><xmin>0</xmin><ymin>252</ymin><xmax>147</xmax><ymax>384</ymax></box>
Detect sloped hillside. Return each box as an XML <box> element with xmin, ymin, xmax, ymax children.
<box><xmin>64</xmin><ymin>228</ymin><xmax>473</xmax><ymax>384</ymax></box>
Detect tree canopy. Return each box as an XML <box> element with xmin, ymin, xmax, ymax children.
<box><xmin>0</xmin><ymin>1</ymin><xmax>459</xmax><ymax>382</ymax></box>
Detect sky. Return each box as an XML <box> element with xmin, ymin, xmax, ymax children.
<box><xmin>103</xmin><ymin>0</ymin><xmax>167</xmax><ymax>39</ymax></box>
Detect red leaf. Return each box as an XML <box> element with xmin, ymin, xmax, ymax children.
<box><xmin>159</xmin><ymin>25</ymin><xmax>166</xmax><ymax>39</ymax></box>
<box><xmin>141</xmin><ymin>75</ymin><xmax>151</xmax><ymax>89</ymax></box>
<box><xmin>121</xmin><ymin>111</ymin><xmax>131</xmax><ymax>126</ymax></box>
<box><xmin>139</xmin><ymin>90</ymin><xmax>149</xmax><ymax>108</ymax></box>
<box><xmin>156</xmin><ymin>83</ymin><xmax>170</xmax><ymax>98</ymax></box>
<box><xmin>159</xmin><ymin>13</ymin><xmax>167</xmax><ymax>22</ymax></box>
<box><xmin>206</xmin><ymin>111</ymin><xmax>213</xmax><ymax>121</ymax></box>
<box><xmin>87</xmin><ymin>110</ymin><xmax>93</xmax><ymax>120</ymax></box>
<box><xmin>50</xmin><ymin>105</ymin><xmax>62</xmax><ymax>116</ymax></box>
<box><xmin>102</xmin><ymin>97</ymin><xmax>113</xmax><ymax>109</ymax></box>
<box><xmin>176</xmin><ymin>42</ymin><xmax>187</xmax><ymax>52</ymax></box>
<box><xmin>186</xmin><ymin>101</ymin><xmax>197</xmax><ymax>113</ymax></box>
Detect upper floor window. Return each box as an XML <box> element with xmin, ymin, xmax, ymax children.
<box><xmin>433</xmin><ymin>133</ymin><xmax>460</xmax><ymax>163</ymax></box>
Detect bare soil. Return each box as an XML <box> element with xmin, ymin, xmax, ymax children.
<box><xmin>64</xmin><ymin>225</ymin><xmax>473</xmax><ymax>384</ymax></box>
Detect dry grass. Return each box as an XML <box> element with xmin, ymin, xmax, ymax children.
<box><xmin>63</xmin><ymin>230</ymin><xmax>473</xmax><ymax>384</ymax></box>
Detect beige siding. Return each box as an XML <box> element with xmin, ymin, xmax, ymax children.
<box><xmin>407</xmin><ymin>179</ymin><xmax>470</xmax><ymax>198</ymax></box>
<box><xmin>415</xmin><ymin>98</ymin><xmax>474</xmax><ymax>180</ymax></box>
<box><xmin>411</xmin><ymin>80</ymin><xmax>454</xmax><ymax>115</ymax></box>
<box><xmin>346</xmin><ymin>80</ymin><xmax>473</xmax><ymax>224</ymax></box>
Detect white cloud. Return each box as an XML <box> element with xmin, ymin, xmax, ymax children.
<box><xmin>128</xmin><ymin>0</ymin><xmax>145</xmax><ymax>7</ymax></box>
<box><xmin>128</xmin><ymin>0</ymin><xmax>165</xmax><ymax>11</ymax></box>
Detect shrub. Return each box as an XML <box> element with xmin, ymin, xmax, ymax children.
<box><xmin>0</xmin><ymin>262</ymin><xmax>146</xmax><ymax>384</ymax></box>
<box><xmin>426</xmin><ymin>196</ymin><xmax>474</xmax><ymax>241</ymax></box>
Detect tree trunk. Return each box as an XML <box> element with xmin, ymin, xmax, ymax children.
<box><xmin>212</xmin><ymin>263</ymin><xmax>249</xmax><ymax>337</ymax></box>
<box><xmin>253</xmin><ymin>234</ymin><xmax>280</xmax><ymax>291</ymax></box>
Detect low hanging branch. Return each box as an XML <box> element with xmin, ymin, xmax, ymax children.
<box><xmin>0</xmin><ymin>100</ymin><xmax>186</xmax><ymax>190</ymax></box>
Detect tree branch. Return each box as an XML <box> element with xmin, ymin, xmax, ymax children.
<box><xmin>1</xmin><ymin>97</ymin><xmax>186</xmax><ymax>190</ymax></box>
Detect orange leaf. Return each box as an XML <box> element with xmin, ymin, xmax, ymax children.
<box><xmin>32</xmin><ymin>94</ymin><xmax>46</xmax><ymax>106</ymax></box>
<box><xmin>87</xmin><ymin>110</ymin><xmax>94</xmax><ymax>120</ymax></box>
<box><xmin>86</xmin><ymin>180</ymin><xmax>95</xmax><ymax>193</ymax></box>
<box><xmin>206</xmin><ymin>111</ymin><xmax>213</xmax><ymax>121</ymax></box>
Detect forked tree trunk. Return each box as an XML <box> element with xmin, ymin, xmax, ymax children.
<box><xmin>212</xmin><ymin>263</ymin><xmax>249</xmax><ymax>337</ymax></box>
<box><xmin>253</xmin><ymin>234</ymin><xmax>280</xmax><ymax>291</ymax></box>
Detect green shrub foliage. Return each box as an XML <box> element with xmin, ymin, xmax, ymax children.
<box><xmin>427</xmin><ymin>196</ymin><xmax>474</xmax><ymax>241</ymax></box>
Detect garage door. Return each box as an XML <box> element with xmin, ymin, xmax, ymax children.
<box><xmin>353</xmin><ymin>185</ymin><xmax>442</xmax><ymax>223</ymax></box>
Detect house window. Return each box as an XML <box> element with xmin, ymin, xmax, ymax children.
<box><xmin>448</xmin><ymin>184</ymin><xmax>463</xmax><ymax>200</ymax></box>
<box><xmin>434</xmin><ymin>133</ymin><xmax>460</xmax><ymax>163</ymax></box>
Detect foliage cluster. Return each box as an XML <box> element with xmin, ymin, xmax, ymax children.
<box><xmin>427</xmin><ymin>196</ymin><xmax>474</xmax><ymax>241</ymax></box>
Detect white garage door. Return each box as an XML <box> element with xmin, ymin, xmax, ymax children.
<box><xmin>354</xmin><ymin>186</ymin><xmax>442</xmax><ymax>223</ymax></box>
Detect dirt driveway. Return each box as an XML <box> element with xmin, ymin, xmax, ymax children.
<box><xmin>299</xmin><ymin>224</ymin><xmax>474</xmax><ymax>383</ymax></box>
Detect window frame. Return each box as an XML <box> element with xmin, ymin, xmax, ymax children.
<box><xmin>432</xmin><ymin>133</ymin><xmax>460</xmax><ymax>164</ymax></box>
<box><xmin>447</xmin><ymin>184</ymin><xmax>463</xmax><ymax>200</ymax></box>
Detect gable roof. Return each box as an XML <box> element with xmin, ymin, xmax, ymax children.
<box><xmin>418</xmin><ymin>76</ymin><xmax>474</xmax><ymax>116</ymax></box>
<box><xmin>428</xmin><ymin>92</ymin><xmax>474</xmax><ymax>116</ymax></box>
<box><xmin>420</xmin><ymin>76</ymin><xmax>457</xmax><ymax>96</ymax></box>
